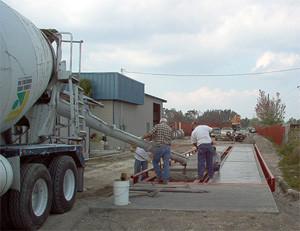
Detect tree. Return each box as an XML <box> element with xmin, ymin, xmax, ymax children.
<box><xmin>240</xmin><ymin>117</ymin><xmax>250</xmax><ymax>128</ymax></box>
<box><xmin>198</xmin><ymin>109</ymin><xmax>238</xmax><ymax>127</ymax></box>
<box><xmin>184</xmin><ymin>109</ymin><xmax>200</xmax><ymax>122</ymax></box>
<box><xmin>164</xmin><ymin>108</ymin><xmax>185</xmax><ymax>123</ymax></box>
<box><xmin>79</xmin><ymin>79</ymin><xmax>92</xmax><ymax>97</ymax></box>
<box><xmin>287</xmin><ymin>117</ymin><xmax>300</xmax><ymax>124</ymax></box>
<box><xmin>164</xmin><ymin>108</ymin><xmax>249</xmax><ymax>127</ymax></box>
<box><xmin>249</xmin><ymin>117</ymin><xmax>260</xmax><ymax>127</ymax></box>
<box><xmin>255</xmin><ymin>90</ymin><xmax>286</xmax><ymax>125</ymax></box>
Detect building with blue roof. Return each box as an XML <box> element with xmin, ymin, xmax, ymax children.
<box><xmin>80</xmin><ymin>72</ymin><xmax>167</xmax><ymax>150</ymax></box>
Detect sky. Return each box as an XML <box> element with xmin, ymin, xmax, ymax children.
<box><xmin>3</xmin><ymin>0</ymin><xmax>300</xmax><ymax>119</ymax></box>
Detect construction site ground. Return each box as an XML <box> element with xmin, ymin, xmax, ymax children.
<box><xmin>41</xmin><ymin>135</ymin><xmax>300</xmax><ymax>231</ymax></box>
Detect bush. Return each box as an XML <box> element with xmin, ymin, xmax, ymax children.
<box><xmin>278</xmin><ymin>139</ymin><xmax>300</xmax><ymax>191</ymax></box>
<box><xmin>79</xmin><ymin>79</ymin><xmax>92</xmax><ymax>97</ymax></box>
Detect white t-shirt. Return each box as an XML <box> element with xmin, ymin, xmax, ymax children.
<box><xmin>135</xmin><ymin>147</ymin><xmax>150</xmax><ymax>161</ymax></box>
<box><xmin>191</xmin><ymin>125</ymin><xmax>212</xmax><ymax>146</ymax></box>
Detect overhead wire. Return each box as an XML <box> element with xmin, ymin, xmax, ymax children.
<box><xmin>122</xmin><ymin>67</ymin><xmax>300</xmax><ymax>77</ymax></box>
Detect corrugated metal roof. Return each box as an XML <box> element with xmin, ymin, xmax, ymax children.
<box><xmin>145</xmin><ymin>93</ymin><xmax>167</xmax><ymax>103</ymax></box>
<box><xmin>80</xmin><ymin>72</ymin><xmax>144</xmax><ymax>105</ymax></box>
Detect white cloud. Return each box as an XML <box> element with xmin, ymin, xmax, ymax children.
<box><xmin>253</xmin><ymin>52</ymin><xmax>300</xmax><ymax>71</ymax></box>
<box><xmin>5</xmin><ymin>0</ymin><xmax>300</xmax><ymax>66</ymax></box>
<box><xmin>3</xmin><ymin>0</ymin><xmax>101</xmax><ymax>28</ymax></box>
<box><xmin>2</xmin><ymin>0</ymin><xmax>300</xmax><ymax>119</ymax></box>
<box><xmin>164</xmin><ymin>87</ymin><xmax>257</xmax><ymax>118</ymax></box>
<box><xmin>82</xmin><ymin>44</ymin><xmax>180</xmax><ymax>71</ymax></box>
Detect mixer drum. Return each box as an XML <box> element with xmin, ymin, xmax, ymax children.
<box><xmin>0</xmin><ymin>1</ymin><xmax>54</xmax><ymax>133</ymax></box>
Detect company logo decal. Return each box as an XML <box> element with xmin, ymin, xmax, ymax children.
<box><xmin>5</xmin><ymin>76</ymin><xmax>32</xmax><ymax>122</ymax></box>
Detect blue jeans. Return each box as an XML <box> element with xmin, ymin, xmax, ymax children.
<box><xmin>197</xmin><ymin>143</ymin><xmax>214</xmax><ymax>179</ymax></box>
<box><xmin>134</xmin><ymin>159</ymin><xmax>148</xmax><ymax>174</ymax></box>
<box><xmin>134</xmin><ymin>159</ymin><xmax>148</xmax><ymax>180</ymax></box>
<box><xmin>152</xmin><ymin>145</ymin><xmax>171</xmax><ymax>181</ymax></box>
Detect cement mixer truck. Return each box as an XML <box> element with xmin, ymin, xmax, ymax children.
<box><xmin>0</xmin><ymin>2</ymin><xmax>187</xmax><ymax>229</ymax></box>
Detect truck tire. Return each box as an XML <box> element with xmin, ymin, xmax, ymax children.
<box><xmin>8</xmin><ymin>164</ymin><xmax>53</xmax><ymax>230</ymax></box>
<box><xmin>0</xmin><ymin>190</ymin><xmax>13</xmax><ymax>230</ymax></box>
<box><xmin>49</xmin><ymin>155</ymin><xmax>78</xmax><ymax>214</ymax></box>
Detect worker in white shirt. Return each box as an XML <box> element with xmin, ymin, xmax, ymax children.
<box><xmin>191</xmin><ymin>123</ymin><xmax>214</xmax><ymax>180</ymax></box>
<box><xmin>134</xmin><ymin>147</ymin><xmax>151</xmax><ymax>180</ymax></box>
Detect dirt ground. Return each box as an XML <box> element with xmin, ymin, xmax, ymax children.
<box><xmin>41</xmin><ymin>135</ymin><xmax>300</xmax><ymax>231</ymax></box>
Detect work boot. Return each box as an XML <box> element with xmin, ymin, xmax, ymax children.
<box><xmin>196</xmin><ymin>175</ymin><xmax>205</xmax><ymax>181</ymax></box>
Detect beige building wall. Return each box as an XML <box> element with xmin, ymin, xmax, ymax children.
<box><xmin>89</xmin><ymin>95</ymin><xmax>164</xmax><ymax>150</ymax></box>
<box><xmin>89</xmin><ymin>101</ymin><xmax>113</xmax><ymax>152</ymax></box>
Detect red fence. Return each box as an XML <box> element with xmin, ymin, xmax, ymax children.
<box><xmin>255</xmin><ymin>125</ymin><xmax>285</xmax><ymax>145</ymax></box>
<box><xmin>180</xmin><ymin>122</ymin><xmax>218</xmax><ymax>136</ymax></box>
<box><xmin>180</xmin><ymin>123</ymin><xmax>193</xmax><ymax>136</ymax></box>
<box><xmin>176</xmin><ymin>122</ymin><xmax>231</xmax><ymax>136</ymax></box>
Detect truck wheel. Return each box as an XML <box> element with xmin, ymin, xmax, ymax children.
<box><xmin>0</xmin><ymin>190</ymin><xmax>13</xmax><ymax>230</ymax></box>
<box><xmin>8</xmin><ymin>164</ymin><xmax>52</xmax><ymax>230</ymax></box>
<box><xmin>49</xmin><ymin>156</ymin><xmax>78</xmax><ymax>214</ymax></box>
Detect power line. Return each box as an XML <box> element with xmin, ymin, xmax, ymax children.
<box><xmin>122</xmin><ymin>67</ymin><xmax>300</xmax><ymax>77</ymax></box>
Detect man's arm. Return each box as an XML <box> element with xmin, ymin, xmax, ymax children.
<box><xmin>142</xmin><ymin>126</ymin><xmax>156</xmax><ymax>139</ymax></box>
<box><xmin>191</xmin><ymin>131</ymin><xmax>198</xmax><ymax>149</ymax></box>
<box><xmin>143</xmin><ymin>133</ymin><xmax>151</xmax><ymax>139</ymax></box>
<box><xmin>208</xmin><ymin>126</ymin><xmax>214</xmax><ymax>145</ymax></box>
<box><xmin>193</xmin><ymin>143</ymin><xmax>198</xmax><ymax>149</ymax></box>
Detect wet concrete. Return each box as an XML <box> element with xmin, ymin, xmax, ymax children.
<box><xmin>213</xmin><ymin>144</ymin><xmax>264</xmax><ymax>184</ymax></box>
<box><xmin>90</xmin><ymin>144</ymin><xmax>278</xmax><ymax>214</ymax></box>
<box><xmin>90</xmin><ymin>183</ymin><xmax>278</xmax><ymax>213</ymax></box>
<box><xmin>170</xmin><ymin>145</ymin><xmax>228</xmax><ymax>172</ymax></box>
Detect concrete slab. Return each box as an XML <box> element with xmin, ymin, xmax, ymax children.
<box><xmin>214</xmin><ymin>162</ymin><xmax>262</xmax><ymax>183</ymax></box>
<box><xmin>216</xmin><ymin>145</ymin><xmax>229</xmax><ymax>153</ymax></box>
<box><xmin>108</xmin><ymin>144</ymin><xmax>278</xmax><ymax>214</ymax></box>
<box><xmin>225</xmin><ymin>151</ymin><xmax>256</xmax><ymax>162</ymax></box>
<box><xmin>230</xmin><ymin>145</ymin><xmax>253</xmax><ymax>151</ymax></box>
<box><xmin>170</xmin><ymin>144</ymin><xmax>230</xmax><ymax>172</ymax></box>
<box><xmin>214</xmin><ymin>144</ymin><xmax>263</xmax><ymax>184</ymax></box>
<box><xmin>90</xmin><ymin>184</ymin><xmax>278</xmax><ymax>213</ymax></box>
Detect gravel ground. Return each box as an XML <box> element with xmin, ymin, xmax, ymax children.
<box><xmin>40</xmin><ymin>135</ymin><xmax>300</xmax><ymax>231</ymax></box>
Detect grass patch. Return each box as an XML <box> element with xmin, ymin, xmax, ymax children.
<box><xmin>278</xmin><ymin>139</ymin><xmax>300</xmax><ymax>191</ymax></box>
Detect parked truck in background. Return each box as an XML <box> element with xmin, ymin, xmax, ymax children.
<box><xmin>231</xmin><ymin>115</ymin><xmax>247</xmax><ymax>142</ymax></box>
<box><xmin>231</xmin><ymin>114</ymin><xmax>241</xmax><ymax>131</ymax></box>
